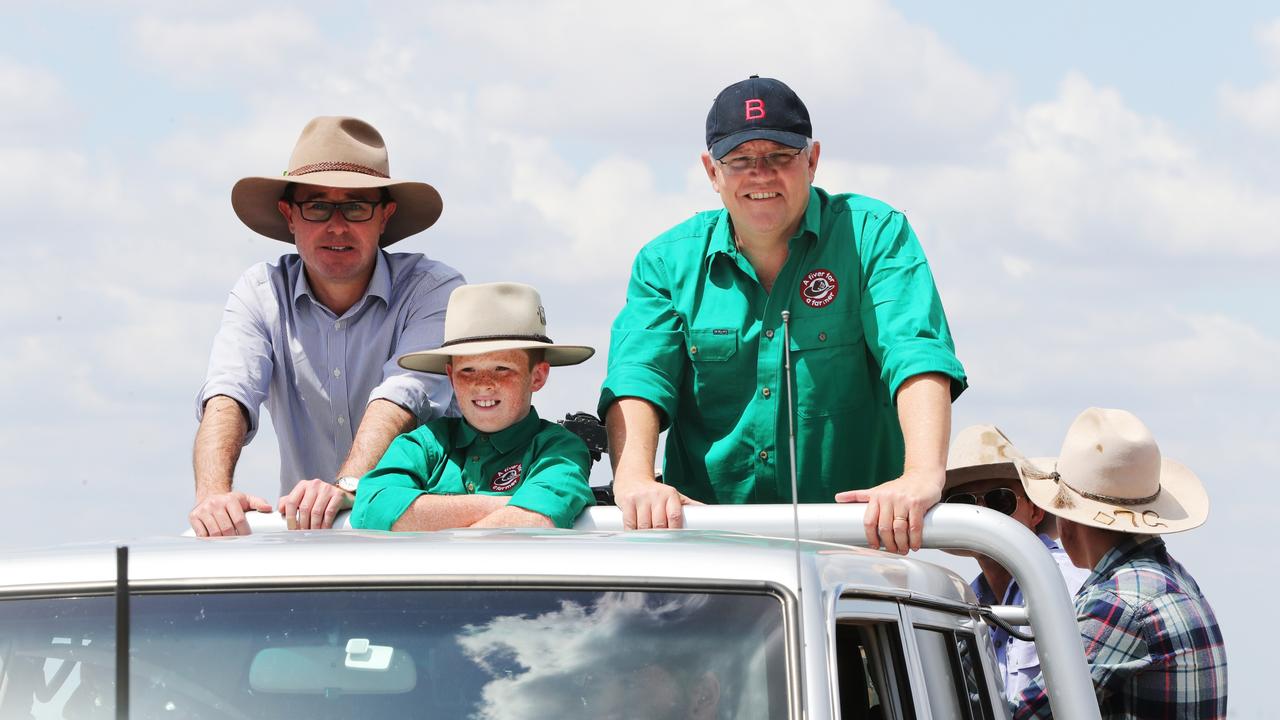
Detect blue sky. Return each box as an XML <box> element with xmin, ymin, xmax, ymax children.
<box><xmin>2</xmin><ymin>1</ymin><xmax>1276</xmax><ymax>713</ymax></box>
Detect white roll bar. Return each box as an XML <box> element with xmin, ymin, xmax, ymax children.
<box><xmin>575</xmin><ymin>503</ymin><xmax>1101</xmax><ymax>720</ymax></box>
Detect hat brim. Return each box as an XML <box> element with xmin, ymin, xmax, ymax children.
<box><xmin>1021</xmin><ymin>456</ymin><xmax>1208</xmax><ymax>534</ymax></box>
<box><xmin>943</xmin><ymin>461</ymin><xmax>1022</xmax><ymax>494</ymax></box>
<box><xmin>231</xmin><ymin>174</ymin><xmax>443</xmax><ymax>246</ymax></box>
<box><xmin>398</xmin><ymin>341</ymin><xmax>595</xmax><ymax>375</ymax></box>
<box><xmin>709</xmin><ymin>129</ymin><xmax>808</xmax><ymax>160</ymax></box>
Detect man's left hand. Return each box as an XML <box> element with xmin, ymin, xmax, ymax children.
<box><xmin>834</xmin><ymin>467</ymin><xmax>944</xmax><ymax>554</ymax></box>
<box><xmin>278</xmin><ymin>478</ymin><xmax>355</xmax><ymax>530</ymax></box>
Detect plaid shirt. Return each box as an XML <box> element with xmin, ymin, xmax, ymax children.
<box><xmin>1014</xmin><ymin>535</ymin><xmax>1227</xmax><ymax>719</ymax></box>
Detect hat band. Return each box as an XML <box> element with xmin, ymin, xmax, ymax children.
<box><xmin>286</xmin><ymin>161</ymin><xmax>389</xmax><ymax>179</ymax></box>
<box><xmin>1054</xmin><ymin>472</ymin><xmax>1161</xmax><ymax>506</ymax></box>
<box><xmin>440</xmin><ymin>333</ymin><xmax>553</xmax><ymax>347</ymax></box>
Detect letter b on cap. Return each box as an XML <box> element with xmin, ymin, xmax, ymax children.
<box><xmin>745</xmin><ymin>99</ymin><xmax>765</xmax><ymax>120</ymax></box>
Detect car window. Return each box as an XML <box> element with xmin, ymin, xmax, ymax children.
<box><xmin>911</xmin><ymin>627</ymin><xmax>994</xmax><ymax>720</ymax></box>
<box><xmin>835</xmin><ymin>621</ymin><xmax>915</xmax><ymax>720</ymax></box>
<box><xmin>0</xmin><ymin>588</ymin><xmax>786</xmax><ymax>720</ymax></box>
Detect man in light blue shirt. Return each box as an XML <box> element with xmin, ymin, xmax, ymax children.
<box><xmin>190</xmin><ymin>116</ymin><xmax>464</xmax><ymax>536</ymax></box>
<box><xmin>942</xmin><ymin>425</ymin><xmax>1090</xmax><ymax>702</ymax></box>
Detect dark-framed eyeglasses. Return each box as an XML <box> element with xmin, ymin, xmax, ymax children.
<box><xmin>716</xmin><ymin>148</ymin><xmax>805</xmax><ymax>175</ymax></box>
<box><xmin>292</xmin><ymin>200</ymin><xmax>383</xmax><ymax>223</ymax></box>
<box><xmin>944</xmin><ymin>487</ymin><xmax>1020</xmax><ymax>517</ymax></box>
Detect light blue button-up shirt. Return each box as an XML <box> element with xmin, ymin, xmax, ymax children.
<box><xmin>197</xmin><ymin>250</ymin><xmax>464</xmax><ymax>495</ymax></box>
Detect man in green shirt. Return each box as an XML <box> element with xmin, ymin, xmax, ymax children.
<box><xmin>352</xmin><ymin>282</ymin><xmax>596</xmax><ymax>530</ymax></box>
<box><xmin>599</xmin><ymin>76</ymin><xmax>967</xmax><ymax>553</ymax></box>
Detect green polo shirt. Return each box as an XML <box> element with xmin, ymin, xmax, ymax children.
<box><xmin>350</xmin><ymin>408</ymin><xmax>593</xmax><ymax>529</ymax></box>
<box><xmin>599</xmin><ymin>186</ymin><xmax>966</xmax><ymax>504</ymax></box>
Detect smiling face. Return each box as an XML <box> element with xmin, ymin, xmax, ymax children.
<box><xmin>276</xmin><ymin>184</ymin><xmax>396</xmax><ymax>295</ymax></box>
<box><xmin>446</xmin><ymin>349</ymin><xmax>550</xmax><ymax>433</ymax></box>
<box><xmin>701</xmin><ymin>139</ymin><xmax>819</xmax><ymax>243</ymax></box>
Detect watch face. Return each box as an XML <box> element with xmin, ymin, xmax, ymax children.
<box><xmin>337</xmin><ymin>477</ymin><xmax>359</xmax><ymax>493</ymax></box>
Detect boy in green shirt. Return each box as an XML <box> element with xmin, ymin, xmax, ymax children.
<box><xmin>351</xmin><ymin>282</ymin><xmax>596</xmax><ymax>530</ymax></box>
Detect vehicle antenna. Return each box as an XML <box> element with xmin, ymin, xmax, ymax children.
<box><xmin>115</xmin><ymin>545</ymin><xmax>130</xmax><ymax>720</ymax></box>
<box><xmin>781</xmin><ymin>310</ymin><xmax>807</xmax><ymax>717</ymax></box>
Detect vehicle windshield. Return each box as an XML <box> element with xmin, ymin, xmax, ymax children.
<box><xmin>0</xmin><ymin>588</ymin><xmax>787</xmax><ymax>719</ymax></box>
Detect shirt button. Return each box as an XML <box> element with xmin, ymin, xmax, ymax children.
<box><xmin>336</xmin><ymin>416</ymin><xmax>346</xmax><ymax>426</ymax></box>
<box><xmin>761</xmin><ymin>387</ymin><xmax>771</xmax><ymax>398</ymax></box>
<box><xmin>764</xmin><ymin>329</ymin><xmax>775</xmax><ymax>339</ymax></box>
<box><xmin>690</xmin><ymin>345</ymin><xmax>698</xmax><ymax>355</ymax></box>
<box><xmin>471</xmin><ymin>455</ymin><xmax>480</xmax><ymax>462</ymax></box>
<box><xmin>334</xmin><ymin>320</ymin><xmax>344</xmax><ymax>330</ymax></box>
<box><xmin>759</xmin><ymin>450</ymin><xmax>769</xmax><ymax>462</ymax></box>
<box><xmin>333</xmin><ymin>367</ymin><xmax>342</xmax><ymax>378</ymax></box>
<box><xmin>465</xmin><ymin>482</ymin><xmax>475</xmax><ymax>492</ymax></box>
<box><xmin>818</xmin><ymin>332</ymin><xmax>827</xmax><ymax>342</ymax></box>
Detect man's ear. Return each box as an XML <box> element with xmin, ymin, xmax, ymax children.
<box><xmin>529</xmin><ymin>362</ymin><xmax>550</xmax><ymax>392</ymax></box>
<box><xmin>379</xmin><ymin>200</ymin><xmax>397</xmax><ymax>233</ymax></box>
<box><xmin>1028</xmin><ymin>499</ymin><xmax>1046</xmax><ymax>530</ymax></box>
<box><xmin>277</xmin><ymin>199</ymin><xmax>295</xmax><ymax>234</ymax></box>
<box><xmin>689</xmin><ymin>672</ymin><xmax>720</xmax><ymax>720</ymax></box>
<box><xmin>700</xmin><ymin>152</ymin><xmax>721</xmax><ymax>193</ymax></box>
<box><xmin>806</xmin><ymin>140</ymin><xmax>821</xmax><ymax>183</ymax></box>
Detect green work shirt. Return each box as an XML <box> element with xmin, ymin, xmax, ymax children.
<box><xmin>350</xmin><ymin>407</ymin><xmax>593</xmax><ymax>529</ymax></box>
<box><xmin>599</xmin><ymin>186</ymin><xmax>967</xmax><ymax>504</ymax></box>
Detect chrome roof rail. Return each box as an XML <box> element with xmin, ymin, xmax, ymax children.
<box><xmin>575</xmin><ymin>502</ymin><xmax>1102</xmax><ymax>720</ymax></box>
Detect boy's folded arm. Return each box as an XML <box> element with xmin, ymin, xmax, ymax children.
<box><xmin>390</xmin><ymin>494</ymin><xmax>510</xmax><ymax>531</ymax></box>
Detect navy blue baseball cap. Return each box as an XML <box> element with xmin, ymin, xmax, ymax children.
<box><xmin>705</xmin><ymin>76</ymin><xmax>812</xmax><ymax>160</ymax></box>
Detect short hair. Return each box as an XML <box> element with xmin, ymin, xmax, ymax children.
<box><xmin>281</xmin><ymin>183</ymin><xmax>392</xmax><ymax>204</ymax></box>
<box><xmin>525</xmin><ymin>348</ymin><xmax>546</xmax><ymax>368</ymax></box>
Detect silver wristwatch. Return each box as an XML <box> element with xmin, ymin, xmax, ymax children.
<box><xmin>336</xmin><ymin>475</ymin><xmax>361</xmax><ymax>493</ymax></box>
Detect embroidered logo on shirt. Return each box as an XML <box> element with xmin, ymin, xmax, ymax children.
<box><xmin>800</xmin><ymin>269</ymin><xmax>839</xmax><ymax>308</ymax></box>
<box><xmin>491</xmin><ymin>463</ymin><xmax>523</xmax><ymax>492</ymax></box>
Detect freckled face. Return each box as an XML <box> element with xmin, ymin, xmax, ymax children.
<box><xmin>446</xmin><ymin>349</ymin><xmax>549</xmax><ymax>433</ymax></box>
<box><xmin>701</xmin><ymin>139</ymin><xmax>819</xmax><ymax>241</ymax></box>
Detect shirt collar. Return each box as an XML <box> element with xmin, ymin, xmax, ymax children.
<box><xmin>453</xmin><ymin>407</ymin><xmax>543</xmax><ymax>454</ymax></box>
<box><xmin>703</xmin><ymin>185</ymin><xmax>823</xmax><ymax>269</ymax></box>
<box><xmin>970</xmin><ymin>532</ymin><xmax>1063</xmax><ymax>604</ymax></box>
<box><xmin>1087</xmin><ymin>533</ymin><xmax>1165</xmax><ymax>582</ymax></box>
<box><xmin>292</xmin><ymin>249</ymin><xmax>392</xmax><ymax>313</ymax></box>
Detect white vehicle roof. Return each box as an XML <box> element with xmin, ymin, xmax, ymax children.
<box><xmin>0</xmin><ymin>529</ymin><xmax>972</xmax><ymax>607</ymax></box>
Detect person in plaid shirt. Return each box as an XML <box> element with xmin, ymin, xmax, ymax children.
<box><xmin>1012</xmin><ymin>408</ymin><xmax>1227</xmax><ymax>719</ymax></box>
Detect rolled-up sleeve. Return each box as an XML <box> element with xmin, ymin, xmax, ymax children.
<box><xmin>350</xmin><ymin>431</ymin><xmax>434</xmax><ymax>530</ymax></box>
<box><xmin>506</xmin><ymin>429</ymin><xmax>594</xmax><ymax>529</ymax></box>
<box><xmin>196</xmin><ymin>270</ymin><xmax>273</xmax><ymax>443</ymax></box>
<box><xmin>598</xmin><ymin>249</ymin><xmax>687</xmax><ymax>429</ymax></box>
<box><xmin>369</xmin><ymin>266</ymin><xmax>465</xmax><ymax>421</ymax></box>
<box><xmin>857</xmin><ymin>211</ymin><xmax>967</xmax><ymax>402</ymax></box>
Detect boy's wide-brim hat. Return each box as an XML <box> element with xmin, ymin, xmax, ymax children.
<box><xmin>399</xmin><ymin>282</ymin><xmax>595</xmax><ymax>375</ymax></box>
<box><xmin>231</xmin><ymin>116</ymin><xmax>442</xmax><ymax>246</ymax></box>
<box><xmin>1022</xmin><ymin>408</ymin><xmax>1209</xmax><ymax>535</ymax></box>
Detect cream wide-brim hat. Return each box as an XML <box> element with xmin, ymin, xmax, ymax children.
<box><xmin>1021</xmin><ymin>408</ymin><xmax>1209</xmax><ymax>535</ymax></box>
<box><xmin>231</xmin><ymin>116</ymin><xmax>442</xmax><ymax>246</ymax></box>
<box><xmin>944</xmin><ymin>424</ymin><xmax>1057</xmax><ymax>535</ymax></box>
<box><xmin>399</xmin><ymin>282</ymin><xmax>595</xmax><ymax>375</ymax></box>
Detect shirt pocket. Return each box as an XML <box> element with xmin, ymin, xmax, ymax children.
<box><xmin>685</xmin><ymin>329</ymin><xmax>749</xmax><ymax>420</ymax></box>
<box><xmin>787</xmin><ymin>312</ymin><xmax>864</xmax><ymax>418</ymax></box>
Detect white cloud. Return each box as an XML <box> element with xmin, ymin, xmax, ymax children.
<box><xmin>0</xmin><ymin>57</ymin><xmax>71</xmax><ymax>135</ymax></box>
<box><xmin>131</xmin><ymin>9</ymin><xmax>322</xmax><ymax>83</ymax></box>
<box><xmin>1220</xmin><ymin>18</ymin><xmax>1280</xmax><ymax>136</ymax></box>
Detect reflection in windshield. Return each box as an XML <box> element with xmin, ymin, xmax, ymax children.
<box><xmin>0</xmin><ymin>588</ymin><xmax>786</xmax><ymax>719</ymax></box>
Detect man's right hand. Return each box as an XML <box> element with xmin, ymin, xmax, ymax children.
<box><xmin>613</xmin><ymin>473</ymin><xmax>703</xmax><ymax>530</ymax></box>
<box><xmin>189</xmin><ymin>491</ymin><xmax>273</xmax><ymax>537</ymax></box>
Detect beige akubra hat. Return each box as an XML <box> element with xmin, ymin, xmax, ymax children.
<box><xmin>231</xmin><ymin>116</ymin><xmax>443</xmax><ymax>246</ymax></box>
<box><xmin>945</xmin><ymin>424</ymin><xmax>1057</xmax><ymax>535</ymax></box>
<box><xmin>944</xmin><ymin>425</ymin><xmax>1026</xmax><ymax>493</ymax></box>
<box><xmin>399</xmin><ymin>283</ymin><xmax>595</xmax><ymax>375</ymax></box>
<box><xmin>1022</xmin><ymin>408</ymin><xmax>1209</xmax><ymax>535</ymax></box>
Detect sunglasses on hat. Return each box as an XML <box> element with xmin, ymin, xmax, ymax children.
<box><xmin>943</xmin><ymin>487</ymin><xmax>1021</xmax><ymax>517</ymax></box>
